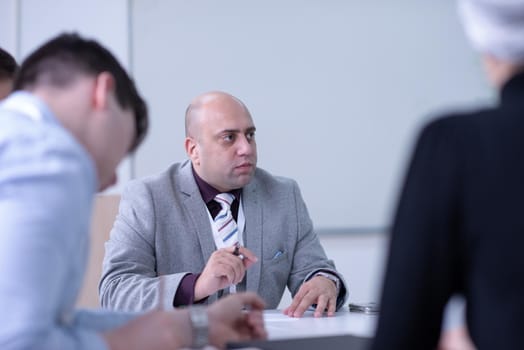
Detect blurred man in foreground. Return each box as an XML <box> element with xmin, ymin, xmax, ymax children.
<box><xmin>0</xmin><ymin>33</ymin><xmax>266</xmax><ymax>350</ymax></box>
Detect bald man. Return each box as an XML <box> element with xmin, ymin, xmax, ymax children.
<box><xmin>100</xmin><ymin>91</ymin><xmax>347</xmax><ymax>317</ymax></box>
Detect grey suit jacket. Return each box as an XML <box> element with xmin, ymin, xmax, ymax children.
<box><xmin>99</xmin><ymin>160</ymin><xmax>347</xmax><ymax>311</ymax></box>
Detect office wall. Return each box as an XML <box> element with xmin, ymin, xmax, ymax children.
<box><xmin>131</xmin><ymin>0</ymin><xmax>493</xmax><ymax>231</ymax></box>
<box><xmin>1</xmin><ymin>1</ymin><xmax>493</xmax><ymax>230</ymax></box>
<box><xmin>0</xmin><ymin>0</ymin><xmax>488</xmax><ymax>308</ymax></box>
<box><xmin>0</xmin><ymin>1</ymin><xmax>17</xmax><ymax>55</ymax></box>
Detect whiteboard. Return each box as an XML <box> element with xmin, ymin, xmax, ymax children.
<box><xmin>130</xmin><ymin>0</ymin><xmax>493</xmax><ymax>231</ymax></box>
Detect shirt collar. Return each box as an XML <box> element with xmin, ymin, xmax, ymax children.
<box><xmin>1</xmin><ymin>91</ymin><xmax>57</xmax><ymax>124</ymax></box>
<box><xmin>191</xmin><ymin>166</ymin><xmax>242</xmax><ymax>204</ymax></box>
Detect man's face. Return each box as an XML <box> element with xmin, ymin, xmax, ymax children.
<box><xmin>0</xmin><ymin>78</ymin><xmax>13</xmax><ymax>100</ymax></box>
<box><xmin>95</xmin><ymin>94</ymin><xmax>135</xmax><ymax>191</ymax></box>
<box><xmin>190</xmin><ymin>100</ymin><xmax>257</xmax><ymax>192</ymax></box>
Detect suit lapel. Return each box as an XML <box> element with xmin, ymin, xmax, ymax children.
<box><xmin>178</xmin><ymin>161</ymin><xmax>262</xmax><ymax>301</ymax></box>
<box><xmin>243</xmin><ymin>176</ymin><xmax>262</xmax><ymax>294</ymax></box>
<box><xmin>178</xmin><ymin>161</ymin><xmax>219</xmax><ymax>302</ymax></box>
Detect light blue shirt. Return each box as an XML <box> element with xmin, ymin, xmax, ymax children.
<box><xmin>0</xmin><ymin>92</ymin><xmax>137</xmax><ymax>349</ymax></box>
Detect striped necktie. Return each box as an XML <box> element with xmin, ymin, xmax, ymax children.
<box><xmin>214</xmin><ymin>193</ymin><xmax>239</xmax><ymax>247</ymax></box>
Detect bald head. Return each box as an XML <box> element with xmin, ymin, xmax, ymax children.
<box><xmin>185</xmin><ymin>91</ymin><xmax>251</xmax><ymax>138</ymax></box>
<box><xmin>184</xmin><ymin>91</ymin><xmax>257</xmax><ymax>192</ymax></box>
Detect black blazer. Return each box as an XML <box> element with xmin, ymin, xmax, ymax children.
<box><xmin>373</xmin><ymin>71</ymin><xmax>524</xmax><ymax>349</ymax></box>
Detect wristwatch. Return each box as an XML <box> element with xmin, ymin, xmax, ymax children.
<box><xmin>315</xmin><ymin>271</ymin><xmax>340</xmax><ymax>294</ymax></box>
<box><xmin>189</xmin><ymin>306</ymin><xmax>209</xmax><ymax>348</ymax></box>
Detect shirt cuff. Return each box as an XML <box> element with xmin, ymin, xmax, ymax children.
<box><xmin>173</xmin><ymin>273</ymin><xmax>199</xmax><ymax>307</ymax></box>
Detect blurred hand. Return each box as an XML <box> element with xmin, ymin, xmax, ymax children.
<box><xmin>103</xmin><ymin>310</ymin><xmax>192</xmax><ymax>350</ymax></box>
<box><xmin>103</xmin><ymin>292</ymin><xmax>267</xmax><ymax>350</ymax></box>
<box><xmin>194</xmin><ymin>245</ymin><xmax>257</xmax><ymax>301</ymax></box>
<box><xmin>207</xmin><ymin>292</ymin><xmax>268</xmax><ymax>349</ymax></box>
<box><xmin>283</xmin><ymin>275</ymin><xmax>338</xmax><ymax>318</ymax></box>
<box><xmin>438</xmin><ymin>326</ymin><xmax>476</xmax><ymax>350</ymax></box>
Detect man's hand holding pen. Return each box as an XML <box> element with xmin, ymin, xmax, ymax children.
<box><xmin>194</xmin><ymin>245</ymin><xmax>258</xmax><ymax>302</ymax></box>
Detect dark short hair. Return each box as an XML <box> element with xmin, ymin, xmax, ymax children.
<box><xmin>0</xmin><ymin>47</ymin><xmax>18</xmax><ymax>79</ymax></box>
<box><xmin>14</xmin><ymin>33</ymin><xmax>148</xmax><ymax>152</ymax></box>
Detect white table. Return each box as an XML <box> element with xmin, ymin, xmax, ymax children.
<box><xmin>265</xmin><ymin>309</ymin><xmax>377</xmax><ymax>340</ymax></box>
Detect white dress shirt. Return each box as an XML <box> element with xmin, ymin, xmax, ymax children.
<box><xmin>0</xmin><ymin>92</ymin><xmax>137</xmax><ymax>350</ymax></box>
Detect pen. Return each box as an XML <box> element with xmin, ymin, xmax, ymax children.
<box><xmin>233</xmin><ymin>243</ymin><xmax>244</xmax><ymax>260</ymax></box>
<box><xmin>230</xmin><ymin>244</ymin><xmax>244</xmax><ymax>294</ymax></box>
<box><xmin>157</xmin><ymin>275</ymin><xmax>166</xmax><ymax>311</ymax></box>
